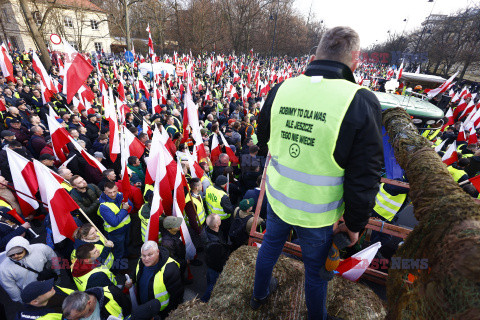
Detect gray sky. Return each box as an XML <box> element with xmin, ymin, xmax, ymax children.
<box><xmin>294</xmin><ymin>0</ymin><xmax>479</xmax><ymax>48</ymax></box>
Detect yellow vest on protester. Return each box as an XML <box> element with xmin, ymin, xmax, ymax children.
<box><xmin>373</xmin><ymin>183</ymin><xmax>407</xmax><ymax>222</ymax></box>
<box><xmin>102</xmin><ymin>286</ymin><xmax>126</xmax><ymax>319</ymax></box>
<box><xmin>97</xmin><ymin>201</ymin><xmax>131</xmax><ymax>232</ymax></box>
<box><xmin>73</xmin><ymin>265</ymin><xmax>117</xmax><ymax>291</ymax></box>
<box><xmin>447</xmin><ymin>166</ymin><xmax>467</xmax><ymax>183</ymax></box>
<box><xmin>0</xmin><ymin>199</ymin><xmax>12</xmax><ymax>210</ymax></box>
<box><xmin>185</xmin><ymin>193</ymin><xmax>206</xmax><ymax>225</ymax></box>
<box><xmin>138</xmin><ymin>204</ymin><xmax>162</xmax><ymax>243</ymax></box>
<box><xmin>205</xmin><ymin>185</ymin><xmax>229</xmax><ymax>219</ymax></box>
<box><xmin>266</xmin><ymin>75</ymin><xmax>361</xmax><ymax>228</ymax></box>
<box><xmin>135</xmin><ymin>257</ymin><xmax>180</xmax><ymax>311</ymax></box>
<box><xmin>70</xmin><ymin>238</ymin><xmax>114</xmax><ymax>270</ymax></box>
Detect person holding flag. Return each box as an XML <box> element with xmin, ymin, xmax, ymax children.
<box><xmin>97</xmin><ymin>181</ymin><xmax>132</xmax><ymax>262</ymax></box>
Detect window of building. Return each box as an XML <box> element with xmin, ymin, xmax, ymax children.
<box><xmin>94</xmin><ymin>42</ymin><xmax>102</xmax><ymax>52</ymax></box>
<box><xmin>33</xmin><ymin>11</ymin><xmax>42</xmax><ymax>25</ymax></box>
<box><xmin>91</xmin><ymin>20</ymin><xmax>99</xmax><ymax>30</ymax></box>
<box><xmin>9</xmin><ymin>37</ymin><xmax>18</xmax><ymax>50</ymax></box>
<box><xmin>64</xmin><ymin>17</ymin><xmax>73</xmax><ymax>28</ymax></box>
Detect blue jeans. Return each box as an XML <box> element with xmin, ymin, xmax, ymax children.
<box><xmin>253</xmin><ymin>202</ymin><xmax>333</xmax><ymax>320</ymax></box>
<box><xmin>108</xmin><ymin>225</ymin><xmax>130</xmax><ymax>260</ymax></box>
<box><xmin>201</xmin><ymin>267</ymin><xmax>221</xmax><ymax>302</ymax></box>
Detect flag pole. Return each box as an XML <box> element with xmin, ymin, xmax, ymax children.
<box><xmin>0</xmin><ymin>183</ymin><xmax>47</xmax><ymax>206</ymax></box>
<box><xmin>77</xmin><ymin>207</ymin><xmax>108</xmax><ymax>243</ymax></box>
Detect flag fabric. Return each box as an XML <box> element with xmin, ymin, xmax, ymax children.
<box><xmin>0</xmin><ymin>44</ymin><xmax>15</xmax><ymax>83</ymax></box>
<box><xmin>172</xmin><ymin>160</ymin><xmax>196</xmax><ymax>260</ymax></box>
<box><xmin>210</xmin><ymin>133</ymin><xmax>221</xmax><ymax>163</ymax></box>
<box><xmin>61</xmin><ymin>38</ymin><xmax>94</xmax><ymax>103</ymax></box>
<box><xmin>457</xmin><ymin>123</ymin><xmax>466</xmax><ymax>142</ymax></box>
<box><xmin>124</xmin><ymin>126</ymin><xmax>145</xmax><ymax>159</ymax></box>
<box><xmin>219</xmin><ymin>131</ymin><xmax>239</xmax><ymax>164</ymax></box>
<box><xmin>425</xmin><ymin>72</ymin><xmax>458</xmax><ymax>99</ymax></box>
<box><xmin>104</xmin><ymin>88</ymin><xmax>120</xmax><ymax>162</ymax></box>
<box><xmin>69</xmin><ymin>138</ymin><xmax>107</xmax><ymax>173</ymax></box>
<box><xmin>47</xmin><ymin>115</ymin><xmax>71</xmax><ymax>162</ymax></box>
<box><xmin>468</xmin><ymin>127</ymin><xmax>478</xmax><ymax>145</ymax></box>
<box><xmin>121</xmin><ymin>164</ymin><xmax>131</xmax><ymax>203</ymax></box>
<box><xmin>33</xmin><ymin>160</ymin><xmax>79</xmax><ymax>243</ymax></box>
<box><xmin>442</xmin><ymin>142</ymin><xmax>458</xmax><ymax>166</ymax></box>
<box><xmin>469</xmin><ymin>175</ymin><xmax>480</xmax><ymax>193</ymax></box>
<box><xmin>146</xmin><ymin>24</ymin><xmax>155</xmax><ymax>59</ymax></box>
<box><xmin>434</xmin><ymin>139</ymin><xmax>446</xmax><ymax>153</ymax></box>
<box><xmin>396</xmin><ymin>62</ymin><xmax>403</xmax><ymax>80</ymax></box>
<box><xmin>32</xmin><ymin>52</ymin><xmax>56</xmax><ymax>93</ymax></box>
<box><xmin>6</xmin><ymin>149</ymin><xmax>39</xmax><ymax>215</ymax></box>
<box><xmin>336</xmin><ymin>242</ymin><xmax>381</xmax><ymax>281</ymax></box>
<box><xmin>441</xmin><ymin>108</ymin><xmax>454</xmax><ymax>131</ymax></box>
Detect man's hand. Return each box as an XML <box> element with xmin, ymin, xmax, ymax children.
<box><xmin>334</xmin><ymin>223</ymin><xmax>359</xmax><ymax>247</ymax></box>
<box><xmin>105</xmin><ymin>240</ymin><xmax>114</xmax><ymax>248</ymax></box>
<box><xmin>124</xmin><ymin>279</ymin><xmax>133</xmax><ymax>289</ymax></box>
<box><xmin>122</xmin><ymin>202</ymin><xmax>130</xmax><ymax>210</ymax></box>
<box><xmin>21</xmin><ymin>222</ymin><xmax>31</xmax><ymax>229</ymax></box>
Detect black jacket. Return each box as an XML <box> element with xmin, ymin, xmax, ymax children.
<box><xmin>15</xmin><ymin>286</ymin><xmax>69</xmax><ymax>320</ymax></box>
<box><xmin>256</xmin><ymin>60</ymin><xmax>383</xmax><ymax>232</ymax></box>
<box><xmin>86</xmin><ymin>286</ymin><xmax>131</xmax><ymax>320</ymax></box>
<box><xmin>205</xmin><ymin>226</ymin><xmax>230</xmax><ymax>272</ymax></box>
<box><xmin>133</xmin><ymin>246</ymin><xmax>184</xmax><ymax>317</ymax></box>
<box><xmin>161</xmin><ymin>231</ymin><xmax>186</xmax><ymax>269</ymax></box>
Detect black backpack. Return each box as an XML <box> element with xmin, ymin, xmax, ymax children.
<box><xmin>229</xmin><ymin>210</ymin><xmax>252</xmax><ymax>248</ymax></box>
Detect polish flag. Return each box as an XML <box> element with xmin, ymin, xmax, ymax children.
<box><xmin>61</xmin><ymin>38</ymin><xmax>93</xmax><ymax>103</ymax></box>
<box><xmin>69</xmin><ymin>138</ymin><xmax>107</xmax><ymax>173</ymax></box>
<box><xmin>453</xmin><ymin>98</ymin><xmax>467</xmax><ymax>120</ymax></box>
<box><xmin>104</xmin><ymin>88</ymin><xmax>120</xmax><ymax>162</ymax></box>
<box><xmin>396</xmin><ymin>62</ymin><xmax>404</xmax><ymax>80</ymax></box>
<box><xmin>124</xmin><ymin>126</ymin><xmax>145</xmax><ymax>159</ymax></box>
<box><xmin>118</xmin><ymin>81</ymin><xmax>125</xmax><ymax>101</ymax></box>
<box><xmin>468</xmin><ymin>175</ymin><xmax>480</xmax><ymax>193</ymax></box>
<box><xmin>33</xmin><ymin>160</ymin><xmax>79</xmax><ymax>243</ymax></box>
<box><xmin>120</xmin><ymin>164</ymin><xmax>131</xmax><ymax>203</ymax></box>
<box><xmin>0</xmin><ymin>44</ymin><xmax>15</xmax><ymax>83</ymax></box>
<box><xmin>468</xmin><ymin>127</ymin><xmax>478</xmax><ymax>145</ymax></box>
<box><xmin>434</xmin><ymin>139</ymin><xmax>446</xmax><ymax>153</ymax></box>
<box><xmin>219</xmin><ymin>131</ymin><xmax>239</xmax><ymax>164</ymax></box>
<box><xmin>0</xmin><ymin>97</ymin><xmax>5</xmax><ymax>112</ymax></box>
<box><xmin>6</xmin><ymin>149</ymin><xmax>39</xmax><ymax>215</ymax></box>
<box><xmin>210</xmin><ymin>133</ymin><xmax>221</xmax><ymax>164</ymax></box>
<box><xmin>425</xmin><ymin>72</ymin><xmax>457</xmax><ymax>99</ymax></box>
<box><xmin>72</xmin><ymin>96</ymin><xmax>85</xmax><ymax>113</ymax></box>
<box><xmin>152</xmin><ymin>83</ymin><xmax>161</xmax><ymax>114</ymax></box>
<box><xmin>336</xmin><ymin>242</ymin><xmax>381</xmax><ymax>281</ymax></box>
<box><xmin>47</xmin><ymin>115</ymin><xmax>71</xmax><ymax>162</ymax></box>
<box><xmin>459</xmin><ymin>99</ymin><xmax>476</xmax><ymax>121</ymax></box>
<box><xmin>145</xmin><ymin>150</ymin><xmax>167</xmax><ymax>243</ymax></box>
<box><xmin>40</xmin><ymin>81</ymin><xmax>54</xmax><ymax>104</ymax></box>
<box><xmin>146</xmin><ymin>24</ymin><xmax>155</xmax><ymax>59</ymax></box>
<box><xmin>442</xmin><ymin>142</ymin><xmax>458</xmax><ymax>166</ymax></box>
<box><xmin>32</xmin><ymin>52</ymin><xmax>56</xmax><ymax>93</ymax></box>
<box><xmin>441</xmin><ymin>108</ymin><xmax>454</xmax><ymax>131</ymax></box>
<box><xmin>172</xmin><ymin>160</ymin><xmax>196</xmax><ymax>260</ymax></box>
<box><xmin>138</xmin><ymin>72</ymin><xmax>150</xmax><ymax>99</ymax></box>
<box><xmin>184</xmin><ymin>149</ymin><xmax>204</xmax><ymax>179</ymax></box>
<box><xmin>143</xmin><ymin>120</ymin><xmax>152</xmax><ymax>138</ymax></box>
<box><xmin>457</xmin><ymin>123</ymin><xmax>466</xmax><ymax>142</ymax></box>
<box><xmin>78</xmin><ymin>84</ymin><xmax>95</xmax><ymax>103</ymax></box>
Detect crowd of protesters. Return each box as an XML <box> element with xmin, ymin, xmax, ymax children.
<box><xmin>0</xmin><ymin>42</ymin><xmax>478</xmax><ymax>320</ymax></box>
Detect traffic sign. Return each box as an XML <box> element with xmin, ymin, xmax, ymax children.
<box><xmin>125</xmin><ymin>51</ymin><xmax>134</xmax><ymax>63</ymax></box>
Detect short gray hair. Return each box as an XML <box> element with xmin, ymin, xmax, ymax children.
<box><xmin>62</xmin><ymin>291</ymin><xmax>90</xmax><ymax>318</ymax></box>
<box><xmin>141</xmin><ymin>240</ymin><xmax>158</xmax><ymax>252</ymax></box>
<box><xmin>315</xmin><ymin>26</ymin><xmax>360</xmax><ymax>66</ymax></box>
<box><xmin>206</xmin><ymin>213</ymin><xmax>220</xmax><ymax>228</ymax></box>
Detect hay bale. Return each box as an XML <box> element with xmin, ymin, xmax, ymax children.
<box><xmin>206</xmin><ymin>245</ymin><xmax>386</xmax><ymax>320</ymax></box>
<box><xmin>327</xmin><ymin>277</ymin><xmax>386</xmax><ymax>319</ymax></box>
<box><xmin>166</xmin><ymin>298</ymin><xmax>224</xmax><ymax>319</ymax></box>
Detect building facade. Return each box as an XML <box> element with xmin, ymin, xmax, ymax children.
<box><xmin>0</xmin><ymin>0</ymin><xmax>112</xmax><ymax>53</ymax></box>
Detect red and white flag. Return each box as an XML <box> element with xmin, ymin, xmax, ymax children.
<box><xmin>0</xmin><ymin>43</ymin><xmax>15</xmax><ymax>83</ymax></box>
<box><xmin>425</xmin><ymin>72</ymin><xmax>458</xmax><ymax>99</ymax></box>
<box><xmin>172</xmin><ymin>160</ymin><xmax>196</xmax><ymax>260</ymax></box>
<box><xmin>457</xmin><ymin>123</ymin><xmax>466</xmax><ymax>142</ymax></box>
<box><xmin>32</xmin><ymin>52</ymin><xmax>56</xmax><ymax>93</ymax></box>
<box><xmin>104</xmin><ymin>88</ymin><xmax>120</xmax><ymax>162</ymax></box>
<box><xmin>442</xmin><ymin>142</ymin><xmax>458</xmax><ymax>166</ymax></box>
<box><xmin>47</xmin><ymin>115</ymin><xmax>71</xmax><ymax>162</ymax></box>
<box><xmin>441</xmin><ymin>108</ymin><xmax>454</xmax><ymax>131</ymax></box>
<box><xmin>468</xmin><ymin>127</ymin><xmax>478</xmax><ymax>145</ymax></box>
<box><xmin>123</xmin><ymin>125</ymin><xmax>145</xmax><ymax>159</ymax></box>
<box><xmin>33</xmin><ymin>160</ymin><xmax>79</xmax><ymax>243</ymax></box>
<box><xmin>146</xmin><ymin>24</ymin><xmax>155</xmax><ymax>59</ymax></box>
<box><xmin>336</xmin><ymin>242</ymin><xmax>381</xmax><ymax>281</ymax></box>
<box><xmin>219</xmin><ymin>131</ymin><xmax>239</xmax><ymax>164</ymax></box>
<box><xmin>210</xmin><ymin>133</ymin><xmax>221</xmax><ymax>164</ymax></box>
<box><xmin>6</xmin><ymin>149</ymin><xmax>39</xmax><ymax>215</ymax></box>
<box><xmin>396</xmin><ymin>62</ymin><xmax>404</xmax><ymax>80</ymax></box>
<box><xmin>69</xmin><ymin>138</ymin><xmax>107</xmax><ymax>173</ymax></box>
<box><xmin>61</xmin><ymin>38</ymin><xmax>93</xmax><ymax>103</ymax></box>
<box><xmin>145</xmin><ymin>149</ymin><xmax>167</xmax><ymax>243</ymax></box>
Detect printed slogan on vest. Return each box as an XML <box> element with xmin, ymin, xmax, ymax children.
<box><xmin>278</xmin><ymin>106</ymin><xmax>326</xmax><ymax>150</ymax></box>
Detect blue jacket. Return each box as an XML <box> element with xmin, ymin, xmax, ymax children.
<box><xmin>98</xmin><ymin>192</ymin><xmax>132</xmax><ymax>233</ymax></box>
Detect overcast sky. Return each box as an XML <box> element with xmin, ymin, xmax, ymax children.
<box><xmin>294</xmin><ymin>0</ymin><xmax>480</xmax><ymax>48</ymax></box>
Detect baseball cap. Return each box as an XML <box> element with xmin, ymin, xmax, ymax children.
<box><xmin>94</xmin><ymin>151</ymin><xmax>105</xmax><ymax>159</ymax></box>
<box><xmin>239</xmin><ymin>198</ymin><xmax>254</xmax><ymax>211</ymax></box>
<box><xmin>163</xmin><ymin>216</ymin><xmax>183</xmax><ymax>229</ymax></box>
<box><xmin>21</xmin><ymin>279</ymin><xmax>55</xmax><ymax>303</ymax></box>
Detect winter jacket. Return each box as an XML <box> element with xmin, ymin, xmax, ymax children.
<box><xmin>85</xmin><ymin>286</ymin><xmax>131</xmax><ymax>320</ymax></box>
<box><xmin>70</xmin><ymin>184</ymin><xmax>102</xmax><ymax>217</ymax></box>
<box><xmin>128</xmin><ymin>164</ymin><xmax>145</xmax><ymax>185</ymax></box>
<box><xmin>98</xmin><ymin>193</ymin><xmax>132</xmax><ymax>235</ymax></box>
<box><xmin>71</xmin><ymin>259</ymin><xmax>116</xmax><ymax>290</ymax></box>
<box><xmin>15</xmin><ymin>286</ymin><xmax>70</xmax><ymax>320</ymax></box>
<box><xmin>132</xmin><ymin>246</ymin><xmax>183</xmax><ymax>318</ymax></box>
<box><xmin>0</xmin><ymin>216</ymin><xmax>27</xmax><ymax>252</ymax></box>
<box><xmin>256</xmin><ymin>59</ymin><xmax>383</xmax><ymax>232</ymax></box>
<box><xmin>85</xmin><ymin>121</ymin><xmax>100</xmax><ymax>143</ymax></box>
<box><xmin>161</xmin><ymin>231</ymin><xmax>186</xmax><ymax>271</ymax></box>
<box><xmin>0</xmin><ymin>236</ymin><xmax>58</xmax><ymax>302</ymax></box>
<box><xmin>205</xmin><ymin>226</ymin><xmax>230</xmax><ymax>273</ymax></box>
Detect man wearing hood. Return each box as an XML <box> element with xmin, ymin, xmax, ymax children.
<box><xmin>0</xmin><ymin>236</ymin><xmax>59</xmax><ymax>302</ymax></box>
<box><xmin>16</xmin><ymin>279</ymin><xmax>74</xmax><ymax>320</ymax></box>
<box><xmin>62</xmin><ymin>286</ymin><xmax>131</xmax><ymax>320</ymax></box>
<box><xmin>98</xmin><ymin>181</ymin><xmax>132</xmax><ymax>261</ymax></box>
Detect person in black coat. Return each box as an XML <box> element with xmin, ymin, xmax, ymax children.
<box><xmin>84</xmin><ymin>114</ymin><xmax>100</xmax><ymax>143</ymax></box>
<box><xmin>0</xmin><ymin>141</ymin><xmax>33</xmax><ymax>182</ymax></box>
<box><xmin>161</xmin><ymin>216</ymin><xmax>187</xmax><ymax>283</ymax></box>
